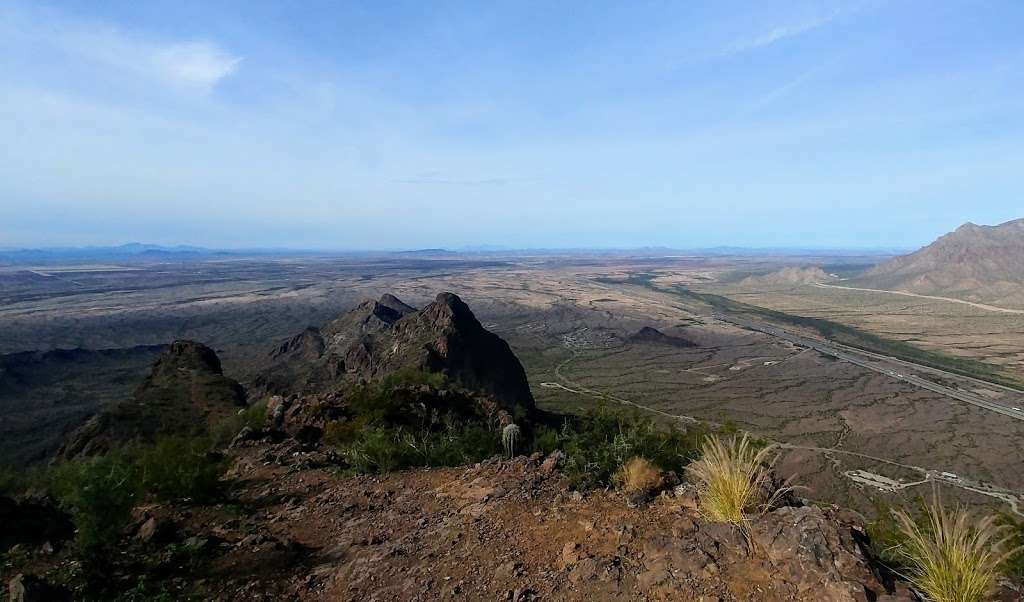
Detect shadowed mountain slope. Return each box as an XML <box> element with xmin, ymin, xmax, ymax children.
<box><xmin>58</xmin><ymin>340</ymin><xmax>246</xmax><ymax>458</ymax></box>
<box><xmin>254</xmin><ymin>293</ymin><xmax>535</xmax><ymax>415</ymax></box>
<box><xmin>0</xmin><ymin>345</ymin><xmax>166</xmax><ymax>466</ymax></box>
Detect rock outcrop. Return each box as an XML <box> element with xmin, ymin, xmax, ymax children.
<box><xmin>628</xmin><ymin>326</ymin><xmax>697</xmax><ymax>348</ymax></box>
<box><xmin>254</xmin><ymin>293</ymin><xmax>535</xmax><ymax>415</ymax></box>
<box><xmin>58</xmin><ymin>341</ymin><xmax>246</xmax><ymax>458</ymax></box>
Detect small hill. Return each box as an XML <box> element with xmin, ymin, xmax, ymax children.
<box><xmin>254</xmin><ymin>293</ymin><xmax>535</xmax><ymax>417</ymax></box>
<box><xmin>855</xmin><ymin>218</ymin><xmax>1024</xmax><ymax>307</ymax></box>
<box><xmin>628</xmin><ymin>327</ymin><xmax>697</xmax><ymax>348</ymax></box>
<box><xmin>58</xmin><ymin>341</ymin><xmax>246</xmax><ymax>458</ymax></box>
<box><xmin>739</xmin><ymin>266</ymin><xmax>835</xmax><ymax>288</ymax></box>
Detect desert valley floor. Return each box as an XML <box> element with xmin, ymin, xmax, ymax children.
<box><xmin>2</xmin><ymin>253</ymin><xmax>1024</xmax><ymax>515</ymax></box>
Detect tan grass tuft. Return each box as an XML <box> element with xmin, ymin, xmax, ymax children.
<box><xmin>685</xmin><ymin>433</ymin><xmax>784</xmax><ymax>525</ymax></box>
<box><xmin>894</xmin><ymin>499</ymin><xmax>1017</xmax><ymax>602</ymax></box>
<box><xmin>615</xmin><ymin>456</ymin><xmax>662</xmax><ymax>492</ymax></box>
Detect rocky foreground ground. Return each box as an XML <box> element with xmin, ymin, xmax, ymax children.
<box><xmin>10</xmin><ymin>436</ymin><xmax>931</xmax><ymax>601</ymax></box>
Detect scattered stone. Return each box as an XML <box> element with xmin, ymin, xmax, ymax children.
<box><xmin>135</xmin><ymin>516</ymin><xmax>177</xmax><ymax>545</ymax></box>
<box><xmin>7</xmin><ymin>574</ymin><xmax>71</xmax><ymax>602</ymax></box>
<box><xmin>561</xmin><ymin>542</ymin><xmax>582</xmax><ymax>566</ymax></box>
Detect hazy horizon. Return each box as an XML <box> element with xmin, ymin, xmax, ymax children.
<box><xmin>3</xmin><ymin>1</ymin><xmax>1023</xmax><ymax>249</ymax></box>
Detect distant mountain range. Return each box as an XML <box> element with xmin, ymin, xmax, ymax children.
<box><xmin>0</xmin><ymin>242</ymin><xmax>904</xmax><ymax>265</ymax></box>
<box><xmin>853</xmin><ymin>218</ymin><xmax>1024</xmax><ymax>308</ymax></box>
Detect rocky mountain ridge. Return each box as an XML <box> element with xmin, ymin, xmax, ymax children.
<box><xmin>855</xmin><ymin>218</ymin><xmax>1024</xmax><ymax>308</ymax></box>
<box><xmin>254</xmin><ymin>292</ymin><xmax>535</xmax><ymax>418</ymax></box>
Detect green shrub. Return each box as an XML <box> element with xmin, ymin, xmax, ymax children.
<box><xmin>996</xmin><ymin>514</ymin><xmax>1024</xmax><ymax>580</ymax></box>
<box><xmin>47</xmin><ymin>450</ymin><xmax>140</xmax><ymax>560</ymax></box>
<box><xmin>530</xmin><ymin>426</ymin><xmax>561</xmax><ymax>456</ymax></box>
<box><xmin>540</xmin><ymin>403</ymin><xmax>705</xmax><ymax>490</ymax></box>
<box><xmin>0</xmin><ymin>464</ymin><xmax>24</xmax><ymax>497</ymax></box>
<box><xmin>337</xmin><ymin>423</ymin><xmax>503</xmax><ymax>474</ymax></box>
<box><xmin>135</xmin><ymin>436</ymin><xmax>229</xmax><ymax>503</ymax></box>
<box><xmin>340</xmin><ymin>427</ymin><xmax>416</xmax><ymax>473</ymax></box>
<box><xmin>323</xmin><ymin>416</ymin><xmax>368</xmax><ymax>448</ymax></box>
<box><xmin>211</xmin><ymin>401</ymin><xmax>268</xmax><ymax>445</ymax></box>
<box><xmin>381</xmin><ymin>366</ymin><xmax>447</xmax><ymax>389</ymax></box>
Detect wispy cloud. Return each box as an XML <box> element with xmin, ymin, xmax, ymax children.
<box><xmin>3</xmin><ymin>4</ymin><xmax>241</xmax><ymax>92</ymax></box>
<box><xmin>151</xmin><ymin>42</ymin><xmax>242</xmax><ymax>89</ymax></box>
<box><xmin>392</xmin><ymin>171</ymin><xmax>514</xmax><ymax>186</ymax></box>
<box><xmin>725</xmin><ymin>9</ymin><xmax>842</xmax><ymax>56</ymax></box>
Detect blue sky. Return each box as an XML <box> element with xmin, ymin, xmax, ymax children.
<box><xmin>1</xmin><ymin>0</ymin><xmax>1022</xmax><ymax>249</ymax></box>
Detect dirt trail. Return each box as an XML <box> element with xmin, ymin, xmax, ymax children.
<box><xmin>813</xmin><ymin>283</ymin><xmax>1024</xmax><ymax>315</ymax></box>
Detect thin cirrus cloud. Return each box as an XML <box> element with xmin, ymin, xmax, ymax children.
<box><xmin>723</xmin><ymin>8</ymin><xmax>843</xmax><ymax>56</ymax></box>
<box><xmin>2</xmin><ymin>4</ymin><xmax>241</xmax><ymax>92</ymax></box>
<box><xmin>151</xmin><ymin>41</ymin><xmax>242</xmax><ymax>89</ymax></box>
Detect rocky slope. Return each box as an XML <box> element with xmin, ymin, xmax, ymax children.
<box><xmin>254</xmin><ymin>293</ymin><xmax>535</xmax><ymax>417</ymax></box>
<box><xmin>855</xmin><ymin>218</ymin><xmax>1024</xmax><ymax>307</ymax></box>
<box><xmin>0</xmin><ymin>345</ymin><xmax>166</xmax><ymax>466</ymax></box>
<box><xmin>4</xmin><ymin>437</ymin><xmax>928</xmax><ymax>601</ymax></box>
<box><xmin>58</xmin><ymin>340</ymin><xmax>246</xmax><ymax>457</ymax></box>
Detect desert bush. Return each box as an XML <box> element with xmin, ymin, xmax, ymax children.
<box><xmin>997</xmin><ymin>514</ymin><xmax>1024</xmax><ymax>581</ymax></box>
<box><xmin>340</xmin><ymin>427</ymin><xmax>416</xmax><ymax>473</ymax></box>
<box><xmin>893</xmin><ymin>500</ymin><xmax>1017</xmax><ymax>602</ymax></box>
<box><xmin>47</xmin><ymin>450</ymin><xmax>140</xmax><ymax>560</ymax></box>
<box><xmin>211</xmin><ymin>401</ymin><xmax>268</xmax><ymax>445</ymax></box>
<box><xmin>381</xmin><ymin>366</ymin><xmax>447</xmax><ymax>389</ymax></box>
<box><xmin>685</xmin><ymin>433</ymin><xmax>784</xmax><ymax>525</ymax></box>
<box><xmin>614</xmin><ymin>456</ymin><xmax>661</xmax><ymax>492</ymax></box>
<box><xmin>135</xmin><ymin>436</ymin><xmax>229</xmax><ymax>503</ymax></box>
<box><xmin>0</xmin><ymin>464</ymin><xmax>24</xmax><ymax>496</ymax></box>
<box><xmin>337</xmin><ymin>422</ymin><xmax>502</xmax><ymax>474</ymax></box>
<box><xmin>548</xmin><ymin>404</ymin><xmax>703</xmax><ymax>490</ymax></box>
<box><xmin>529</xmin><ymin>426</ymin><xmax>561</xmax><ymax>456</ymax></box>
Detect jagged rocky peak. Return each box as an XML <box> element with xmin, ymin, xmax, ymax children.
<box><xmin>256</xmin><ymin>292</ymin><xmax>535</xmax><ymax>412</ymax></box>
<box><xmin>59</xmin><ymin>340</ymin><xmax>246</xmax><ymax>458</ymax></box>
<box><xmin>149</xmin><ymin>339</ymin><xmax>227</xmax><ymax>378</ymax></box>
<box><xmin>378</xmin><ymin>293</ymin><xmax>417</xmax><ymax>315</ymax></box>
<box><xmin>271</xmin><ymin>326</ymin><xmax>325</xmax><ymax>361</ymax></box>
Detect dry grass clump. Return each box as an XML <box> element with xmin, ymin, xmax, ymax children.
<box><xmin>615</xmin><ymin>456</ymin><xmax>662</xmax><ymax>492</ymax></box>
<box><xmin>685</xmin><ymin>433</ymin><xmax>784</xmax><ymax>525</ymax></box>
<box><xmin>894</xmin><ymin>500</ymin><xmax>1017</xmax><ymax>602</ymax></box>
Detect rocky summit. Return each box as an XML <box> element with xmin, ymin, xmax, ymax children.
<box><xmin>255</xmin><ymin>292</ymin><xmax>535</xmax><ymax>413</ymax></box>
<box><xmin>58</xmin><ymin>340</ymin><xmax>246</xmax><ymax>457</ymax></box>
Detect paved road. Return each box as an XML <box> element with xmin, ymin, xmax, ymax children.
<box><xmin>712</xmin><ymin>312</ymin><xmax>1024</xmax><ymax>421</ymax></box>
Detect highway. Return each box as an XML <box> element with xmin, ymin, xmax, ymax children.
<box><xmin>712</xmin><ymin>312</ymin><xmax>1024</xmax><ymax>422</ymax></box>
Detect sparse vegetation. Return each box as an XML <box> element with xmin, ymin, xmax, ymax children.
<box><xmin>0</xmin><ymin>463</ymin><xmax>25</xmax><ymax>496</ymax></box>
<box><xmin>323</xmin><ymin>377</ymin><xmax>507</xmax><ymax>473</ymax></box>
<box><xmin>541</xmin><ymin>403</ymin><xmax>704</xmax><ymax>490</ymax></box>
<box><xmin>43</xmin><ymin>435</ymin><xmax>229</xmax><ymax>564</ymax></box>
<box><xmin>47</xmin><ymin>449</ymin><xmax>140</xmax><ymax>561</ymax></box>
<box><xmin>657</xmin><ymin>281</ymin><xmax>1022</xmax><ymax>389</ymax></box>
<box><xmin>685</xmin><ymin>433</ymin><xmax>785</xmax><ymax>525</ymax></box>
<box><xmin>134</xmin><ymin>435</ymin><xmax>229</xmax><ymax>503</ymax></box>
<box><xmin>211</xmin><ymin>401</ymin><xmax>268</xmax><ymax>445</ymax></box>
<box><xmin>893</xmin><ymin>499</ymin><xmax>1017</xmax><ymax>602</ymax></box>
